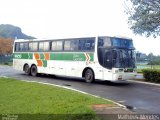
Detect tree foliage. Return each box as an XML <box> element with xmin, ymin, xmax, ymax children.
<box><xmin>148</xmin><ymin>53</ymin><xmax>160</xmax><ymax>65</ymax></box>
<box><xmin>0</xmin><ymin>38</ymin><xmax>14</xmax><ymax>55</ymax></box>
<box><xmin>125</xmin><ymin>0</ymin><xmax>160</xmax><ymax>37</ymax></box>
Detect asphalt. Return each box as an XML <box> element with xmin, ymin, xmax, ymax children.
<box><xmin>1</xmin><ymin>65</ymin><xmax>160</xmax><ymax>115</ymax></box>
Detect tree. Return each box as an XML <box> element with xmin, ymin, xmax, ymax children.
<box><xmin>125</xmin><ymin>0</ymin><xmax>160</xmax><ymax>37</ymax></box>
<box><xmin>0</xmin><ymin>38</ymin><xmax>14</xmax><ymax>55</ymax></box>
<box><xmin>147</xmin><ymin>53</ymin><xmax>160</xmax><ymax>65</ymax></box>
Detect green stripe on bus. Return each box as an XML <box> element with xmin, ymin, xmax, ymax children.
<box><xmin>89</xmin><ymin>53</ymin><xmax>94</xmax><ymax>61</ymax></box>
<box><xmin>13</xmin><ymin>53</ymin><xmax>33</xmax><ymax>59</ymax></box>
<box><xmin>40</xmin><ymin>53</ymin><xmax>45</xmax><ymax>59</ymax></box>
<box><xmin>13</xmin><ymin>52</ymin><xmax>94</xmax><ymax>61</ymax></box>
<box><xmin>29</xmin><ymin>53</ymin><xmax>33</xmax><ymax>59</ymax></box>
<box><xmin>50</xmin><ymin>53</ymin><xmax>94</xmax><ymax>61</ymax></box>
<box><xmin>42</xmin><ymin>60</ymin><xmax>47</xmax><ymax>67</ymax></box>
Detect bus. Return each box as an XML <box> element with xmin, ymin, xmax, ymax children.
<box><xmin>13</xmin><ymin>36</ymin><xmax>136</xmax><ymax>83</ymax></box>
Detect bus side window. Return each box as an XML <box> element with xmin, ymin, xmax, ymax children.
<box><xmin>23</xmin><ymin>43</ymin><xmax>28</xmax><ymax>51</ymax></box>
<box><xmin>39</xmin><ymin>42</ymin><xmax>49</xmax><ymax>51</ymax></box>
<box><xmin>56</xmin><ymin>41</ymin><xmax>63</xmax><ymax>51</ymax></box>
<box><xmin>15</xmin><ymin>43</ymin><xmax>20</xmax><ymax>52</ymax></box>
<box><xmin>64</xmin><ymin>40</ymin><xmax>71</xmax><ymax>51</ymax></box>
<box><xmin>86</xmin><ymin>39</ymin><xmax>95</xmax><ymax>51</ymax></box>
<box><xmin>70</xmin><ymin>40</ymin><xmax>78</xmax><ymax>51</ymax></box>
<box><xmin>39</xmin><ymin>42</ymin><xmax>44</xmax><ymax>51</ymax></box>
<box><xmin>44</xmin><ymin>42</ymin><xmax>49</xmax><ymax>51</ymax></box>
<box><xmin>32</xmin><ymin>42</ymin><xmax>38</xmax><ymax>51</ymax></box>
<box><xmin>51</xmin><ymin>41</ymin><xmax>63</xmax><ymax>51</ymax></box>
<box><xmin>79</xmin><ymin>38</ymin><xmax>95</xmax><ymax>51</ymax></box>
<box><xmin>78</xmin><ymin>40</ymin><xmax>85</xmax><ymax>51</ymax></box>
<box><xmin>29</xmin><ymin>42</ymin><xmax>38</xmax><ymax>51</ymax></box>
<box><xmin>29</xmin><ymin>43</ymin><xmax>32</xmax><ymax>51</ymax></box>
<box><xmin>19</xmin><ymin>43</ymin><xmax>24</xmax><ymax>51</ymax></box>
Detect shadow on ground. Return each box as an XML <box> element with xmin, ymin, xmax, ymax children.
<box><xmin>21</xmin><ymin>73</ymin><xmax>132</xmax><ymax>87</ymax></box>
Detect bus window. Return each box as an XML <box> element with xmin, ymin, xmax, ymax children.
<box><xmin>19</xmin><ymin>43</ymin><xmax>23</xmax><ymax>51</ymax></box>
<box><xmin>29</xmin><ymin>42</ymin><xmax>38</xmax><ymax>51</ymax></box>
<box><xmin>52</xmin><ymin>41</ymin><xmax>63</xmax><ymax>51</ymax></box>
<box><xmin>51</xmin><ymin>41</ymin><xmax>56</xmax><ymax>50</ymax></box>
<box><xmin>39</xmin><ymin>42</ymin><xmax>49</xmax><ymax>51</ymax></box>
<box><xmin>64</xmin><ymin>40</ymin><xmax>78</xmax><ymax>51</ymax></box>
<box><xmin>78</xmin><ymin>38</ymin><xmax>95</xmax><ymax>51</ymax></box>
<box><xmin>98</xmin><ymin>37</ymin><xmax>111</xmax><ymax>48</ymax></box>
<box><xmin>18</xmin><ymin>42</ymin><xmax>28</xmax><ymax>51</ymax></box>
<box><xmin>70</xmin><ymin>40</ymin><xmax>78</xmax><ymax>51</ymax></box>
<box><xmin>23</xmin><ymin>43</ymin><xmax>28</xmax><ymax>51</ymax></box>
<box><xmin>44</xmin><ymin>42</ymin><xmax>49</xmax><ymax>51</ymax></box>
<box><xmin>15</xmin><ymin>42</ymin><xmax>20</xmax><ymax>52</ymax></box>
<box><xmin>112</xmin><ymin>38</ymin><xmax>134</xmax><ymax>49</ymax></box>
<box><xmin>39</xmin><ymin>42</ymin><xmax>44</xmax><ymax>51</ymax></box>
<box><xmin>64</xmin><ymin>40</ymin><xmax>71</xmax><ymax>51</ymax></box>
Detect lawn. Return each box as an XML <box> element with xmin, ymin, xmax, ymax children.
<box><xmin>136</xmin><ymin>64</ymin><xmax>160</xmax><ymax>73</ymax></box>
<box><xmin>0</xmin><ymin>77</ymin><xmax>113</xmax><ymax>120</ymax></box>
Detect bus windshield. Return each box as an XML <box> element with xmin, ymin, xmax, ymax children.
<box><xmin>112</xmin><ymin>49</ymin><xmax>136</xmax><ymax>68</ymax></box>
<box><xmin>97</xmin><ymin>37</ymin><xmax>136</xmax><ymax>69</ymax></box>
<box><xmin>112</xmin><ymin>37</ymin><xmax>134</xmax><ymax>48</ymax></box>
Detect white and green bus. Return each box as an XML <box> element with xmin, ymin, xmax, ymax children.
<box><xmin>13</xmin><ymin>36</ymin><xmax>136</xmax><ymax>83</ymax></box>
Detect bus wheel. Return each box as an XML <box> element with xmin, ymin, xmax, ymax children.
<box><xmin>85</xmin><ymin>69</ymin><xmax>94</xmax><ymax>83</ymax></box>
<box><xmin>31</xmin><ymin>65</ymin><xmax>37</xmax><ymax>76</ymax></box>
<box><xmin>24</xmin><ymin>64</ymin><xmax>30</xmax><ymax>75</ymax></box>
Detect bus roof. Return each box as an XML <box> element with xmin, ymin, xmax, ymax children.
<box><xmin>14</xmin><ymin>36</ymin><xmax>132</xmax><ymax>42</ymax></box>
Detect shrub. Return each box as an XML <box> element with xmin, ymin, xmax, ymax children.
<box><xmin>142</xmin><ymin>69</ymin><xmax>160</xmax><ymax>83</ymax></box>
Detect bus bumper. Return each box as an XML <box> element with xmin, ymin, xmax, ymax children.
<box><xmin>112</xmin><ymin>73</ymin><xmax>137</xmax><ymax>81</ymax></box>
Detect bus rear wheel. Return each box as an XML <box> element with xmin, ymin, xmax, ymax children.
<box><xmin>31</xmin><ymin>65</ymin><xmax>37</xmax><ymax>76</ymax></box>
<box><xmin>84</xmin><ymin>69</ymin><xmax>94</xmax><ymax>83</ymax></box>
<box><xmin>24</xmin><ymin>64</ymin><xmax>30</xmax><ymax>75</ymax></box>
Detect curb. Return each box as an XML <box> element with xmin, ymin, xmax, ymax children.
<box><xmin>128</xmin><ymin>79</ymin><xmax>160</xmax><ymax>87</ymax></box>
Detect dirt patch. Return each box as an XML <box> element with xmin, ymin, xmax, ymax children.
<box><xmin>92</xmin><ymin>104</ymin><xmax>134</xmax><ymax>120</ymax></box>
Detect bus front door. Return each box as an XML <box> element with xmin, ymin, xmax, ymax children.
<box><xmin>103</xmin><ymin>50</ymin><xmax>113</xmax><ymax>81</ymax></box>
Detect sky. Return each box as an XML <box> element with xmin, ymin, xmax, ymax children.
<box><xmin>0</xmin><ymin>0</ymin><xmax>159</xmax><ymax>55</ymax></box>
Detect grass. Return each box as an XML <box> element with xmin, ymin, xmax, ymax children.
<box><xmin>136</xmin><ymin>64</ymin><xmax>160</xmax><ymax>72</ymax></box>
<box><xmin>0</xmin><ymin>77</ymin><xmax>114</xmax><ymax>120</ymax></box>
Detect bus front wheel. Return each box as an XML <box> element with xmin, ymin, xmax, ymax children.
<box><xmin>24</xmin><ymin>64</ymin><xmax>30</xmax><ymax>75</ymax></box>
<box><xmin>31</xmin><ymin>65</ymin><xmax>37</xmax><ymax>76</ymax></box>
<box><xmin>84</xmin><ymin>69</ymin><xmax>94</xmax><ymax>83</ymax></box>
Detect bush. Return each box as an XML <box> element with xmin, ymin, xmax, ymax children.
<box><xmin>142</xmin><ymin>69</ymin><xmax>160</xmax><ymax>83</ymax></box>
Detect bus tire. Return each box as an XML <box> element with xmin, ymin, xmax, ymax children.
<box><xmin>84</xmin><ymin>69</ymin><xmax>94</xmax><ymax>83</ymax></box>
<box><xmin>24</xmin><ymin>64</ymin><xmax>30</xmax><ymax>75</ymax></box>
<box><xmin>31</xmin><ymin>65</ymin><xmax>37</xmax><ymax>76</ymax></box>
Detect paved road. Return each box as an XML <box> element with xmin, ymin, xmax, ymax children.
<box><xmin>0</xmin><ymin>65</ymin><xmax>160</xmax><ymax>114</ymax></box>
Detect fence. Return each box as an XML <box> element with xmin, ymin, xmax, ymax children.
<box><xmin>0</xmin><ymin>55</ymin><xmax>13</xmax><ymax>65</ymax></box>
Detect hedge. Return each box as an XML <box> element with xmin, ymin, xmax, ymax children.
<box><xmin>142</xmin><ymin>69</ymin><xmax>160</xmax><ymax>83</ymax></box>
